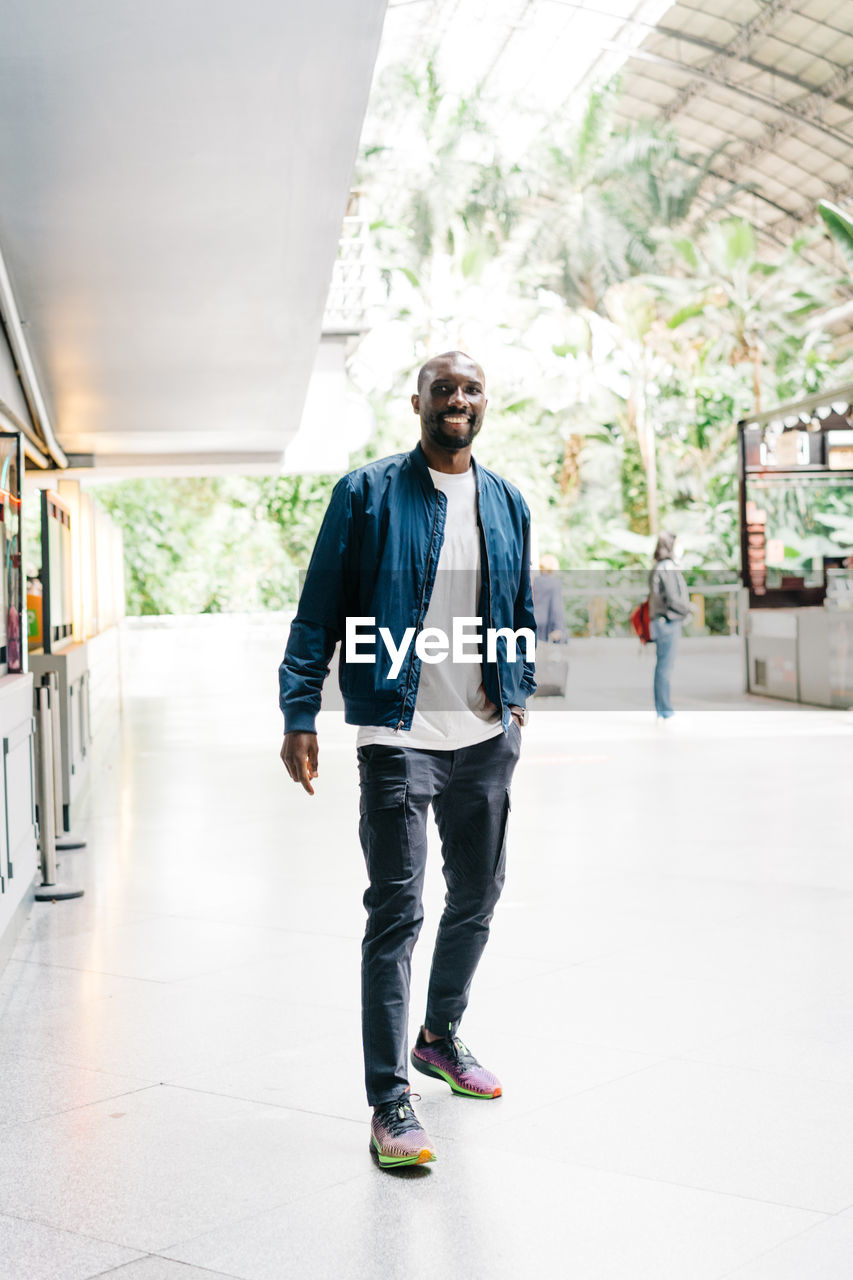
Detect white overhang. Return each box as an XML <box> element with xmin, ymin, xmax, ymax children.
<box><xmin>0</xmin><ymin>0</ymin><xmax>387</xmax><ymax>474</ymax></box>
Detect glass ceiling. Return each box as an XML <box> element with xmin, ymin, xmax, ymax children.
<box><xmin>366</xmin><ymin>0</ymin><xmax>853</xmax><ymax>255</ymax></box>
<box><xmin>375</xmin><ymin>0</ymin><xmax>674</xmax><ymax>157</ymax></box>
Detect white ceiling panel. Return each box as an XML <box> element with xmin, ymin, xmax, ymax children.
<box><xmin>0</xmin><ymin>0</ymin><xmax>386</xmax><ymax>471</ymax></box>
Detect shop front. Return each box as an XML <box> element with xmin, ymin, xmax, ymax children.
<box><xmin>739</xmin><ymin>384</ymin><xmax>853</xmax><ymax>708</ymax></box>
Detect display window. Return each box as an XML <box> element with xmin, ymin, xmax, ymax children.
<box><xmin>0</xmin><ymin>432</ymin><xmax>23</xmax><ymax>675</ymax></box>
<box><xmin>739</xmin><ymin>390</ymin><xmax>853</xmax><ymax>607</ymax></box>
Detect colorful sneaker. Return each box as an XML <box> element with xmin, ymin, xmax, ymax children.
<box><xmin>370</xmin><ymin>1090</ymin><xmax>436</xmax><ymax>1167</ymax></box>
<box><xmin>411</xmin><ymin>1029</ymin><xmax>502</xmax><ymax>1098</ymax></box>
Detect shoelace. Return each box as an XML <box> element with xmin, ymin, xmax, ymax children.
<box><xmin>436</xmin><ymin>1035</ymin><xmax>479</xmax><ymax>1071</ymax></box>
<box><xmin>376</xmin><ymin>1093</ymin><xmax>423</xmax><ymax>1135</ymax></box>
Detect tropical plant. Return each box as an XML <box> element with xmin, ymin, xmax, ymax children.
<box><xmin>659</xmin><ymin>219</ymin><xmax>828</xmax><ymax>413</ymax></box>
<box><xmin>92</xmin><ymin>71</ymin><xmax>853</xmax><ymax>621</ymax></box>
<box><xmin>357</xmin><ymin>61</ymin><xmax>525</xmax><ymax>355</ymax></box>
<box><xmin>94</xmin><ymin>474</ymin><xmax>339</xmax><ymax>614</ymax></box>
<box><xmin>818</xmin><ymin>199</ymin><xmax>853</xmax><ymax>272</ymax></box>
<box><xmin>519</xmin><ymin>85</ymin><xmax>715</xmax><ymax>313</ymax></box>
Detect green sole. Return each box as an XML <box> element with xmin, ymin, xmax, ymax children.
<box><xmin>411</xmin><ymin>1054</ymin><xmax>501</xmax><ymax>1098</ymax></box>
<box><xmin>371</xmin><ymin>1136</ymin><xmax>435</xmax><ymax>1166</ymax></box>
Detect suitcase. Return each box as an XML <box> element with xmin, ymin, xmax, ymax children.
<box><xmin>533</xmin><ymin>639</ymin><xmax>569</xmax><ymax>697</ymax></box>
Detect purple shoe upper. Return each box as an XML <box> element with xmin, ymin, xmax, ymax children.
<box><xmin>371</xmin><ymin>1093</ymin><xmax>435</xmax><ymax>1164</ymax></box>
<box><xmin>412</xmin><ymin>1034</ymin><xmax>502</xmax><ymax>1097</ymax></box>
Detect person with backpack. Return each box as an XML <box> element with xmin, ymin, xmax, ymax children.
<box><xmin>649</xmin><ymin>532</ymin><xmax>692</xmax><ymax>720</ymax></box>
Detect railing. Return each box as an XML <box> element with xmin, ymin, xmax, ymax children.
<box><xmin>541</xmin><ymin>574</ymin><xmax>743</xmax><ymax>638</ymax></box>
<box><xmin>322</xmin><ymin>191</ymin><xmax>370</xmax><ymax>335</ymax></box>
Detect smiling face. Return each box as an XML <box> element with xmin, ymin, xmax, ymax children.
<box><xmin>412</xmin><ymin>352</ymin><xmax>487</xmax><ymax>456</ymax></box>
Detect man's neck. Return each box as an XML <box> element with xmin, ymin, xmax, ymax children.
<box><xmin>419</xmin><ymin>436</ymin><xmax>473</xmax><ymax>475</ymax></box>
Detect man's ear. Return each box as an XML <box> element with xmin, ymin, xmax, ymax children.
<box><xmin>411</xmin><ymin>393</ymin><xmax>420</xmax><ymax>415</ymax></box>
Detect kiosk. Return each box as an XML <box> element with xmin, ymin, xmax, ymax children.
<box><xmin>739</xmin><ymin>384</ymin><xmax>853</xmax><ymax>708</ymax></box>
<box><xmin>28</xmin><ymin>491</ymin><xmax>92</xmax><ymax>832</ymax></box>
<box><xmin>0</xmin><ymin>432</ymin><xmax>39</xmax><ymax>963</ymax></box>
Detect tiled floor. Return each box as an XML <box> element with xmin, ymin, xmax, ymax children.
<box><xmin>1</xmin><ymin>619</ymin><xmax>852</xmax><ymax>1279</ymax></box>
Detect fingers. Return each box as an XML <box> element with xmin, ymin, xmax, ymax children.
<box><xmin>297</xmin><ymin>758</ymin><xmax>316</xmax><ymax>795</ymax></box>
<box><xmin>300</xmin><ymin>739</ymin><xmax>319</xmax><ymax>795</ymax></box>
<box><xmin>280</xmin><ymin>736</ymin><xmax>319</xmax><ymax>796</ymax></box>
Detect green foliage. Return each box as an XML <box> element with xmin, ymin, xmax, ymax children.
<box><xmin>659</xmin><ymin>217</ymin><xmax>831</xmax><ymax>414</ymax></box>
<box><xmin>818</xmin><ymin>199</ymin><xmax>853</xmax><ymax>273</ymax></box>
<box><xmin>521</xmin><ymin>91</ymin><xmax>716</xmax><ymax>312</ymax></box>
<box><xmin>751</xmin><ymin>478</ymin><xmax>853</xmax><ymax>574</ymax></box>
<box><xmin>620</xmin><ymin>431</ymin><xmax>650</xmax><ymax>536</ymax></box>
<box><xmin>96</xmin><ymin>71</ymin><xmax>853</xmax><ymax>623</ymax></box>
<box><xmin>93</xmin><ymin>473</ymin><xmax>338</xmax><ymax>615</ymax></box>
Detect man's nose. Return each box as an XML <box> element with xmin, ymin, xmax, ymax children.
<box><xmin>448</xmin><ymin>386</ymin><xmax>467</xmax><ymax>407</ymax></box>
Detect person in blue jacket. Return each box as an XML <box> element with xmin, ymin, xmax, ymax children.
<box><xmin>279</xmin><ymin>351</ymin><xmax>536</xmax><ymax>1167</ymax></box>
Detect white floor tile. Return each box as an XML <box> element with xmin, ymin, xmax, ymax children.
<box><xmin>480</xmin><ymin>1057</ymin><xmax>853</xmax><ymax>1212</ymax></box>
<box><xmin>0</xmin><ymin>1212</ymin><xmax>140</xmax><ymax>1280</ymax></box>
<box><xmin>0</xmin><ymin>1054</ymin><xmax>149</xmax><ymax>1127</ymax></box>
<box><xmin>0</xmin><ymin>1085</ymin><xmax>365</xmax><ymax>1254</ymax></box>
<box><xmin>0</xmin><ymin>978</ymin><xmax>350</xmax><ymax>1080</ymax></box>
<box><xmin>87</xmin><ymin>1256</ymin><xmax>244</xmax><ymax>1279</ymax></box>
<box><xmin>11</xmin><ymin>914</ymin><xmax>301</xmax><ymax>984</ymax></box>
<box><xmin>2</xmin><ymin>624</ymin><xmax>850</xmax><ymax>1280</ymax></box>
<box><xmin>165</xmin><ymin>1143</ymin><xmax>821</xmax><ymax>1280</ymax></box>
<box><xmin>684</xmin><ymin>997</ymin><xmax>853</xmax><ymax>1087</ymax></box>
<box><xmin>724</xmin><ymin>1214</ymin><xmax>853</xmax><ymax>1279</ymax></box>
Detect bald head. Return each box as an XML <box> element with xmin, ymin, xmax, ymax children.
<box><xmin>417</xmin><ymin>351</ymin><xmax>485</xmax><ymax>394</ymax></box>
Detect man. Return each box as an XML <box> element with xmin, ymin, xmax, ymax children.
<box><xmin>531</xmin><ymin>553</ymin><xmax>568</xmax><ymax>698</ymax></box>
<box><xmin>279</xmin><ymin>351</ymin><xmax>535</xmax><ymax>1168</ymax></box>
<box><xmin>533</xmin><ymin>553</ymin><xmax>565</xmax><ymax>642</ymax></box>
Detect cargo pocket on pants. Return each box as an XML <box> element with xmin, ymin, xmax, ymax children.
<box><xmin>494</xmin><ymin>789</ymin><xmax>511</xmax><ymax>877</ymax></box>
<box><xmin>359</xmin><ymin>780</ymin><xmax>412</xmax><ymax>882</ymax></box>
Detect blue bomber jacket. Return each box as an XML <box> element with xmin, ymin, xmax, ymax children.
<box><xmin>278</xmin><ymin>443</ymin><xmax>537</xmax><ymax>735</ymax></box>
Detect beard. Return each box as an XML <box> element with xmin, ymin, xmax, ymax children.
<box><xmin>423</xmin><ymin>411</ymin><xmax>480</xmax><ymax>451</ymax></box>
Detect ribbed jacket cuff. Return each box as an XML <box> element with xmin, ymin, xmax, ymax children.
<box><xmin>282</xmin><ymin>706</ymin><xmax>319</xmax><ymax>735</ymax></box>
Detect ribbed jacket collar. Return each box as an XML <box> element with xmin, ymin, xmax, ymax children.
<box><xmin>408</xmin><ymin>441</ymin><xmax>482</xmax><ymax>495</ymax></box>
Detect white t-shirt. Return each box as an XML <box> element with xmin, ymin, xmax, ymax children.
<box><xmin>357</xmin><ymin>465</ymin><xmax>504</xmax><ymax>751</ymax></box>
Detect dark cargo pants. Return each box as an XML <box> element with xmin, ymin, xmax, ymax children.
<box><xmin>357</xmin><ymin>723</ymin><xmax>521</xmax><ymax>1106</ymax></box>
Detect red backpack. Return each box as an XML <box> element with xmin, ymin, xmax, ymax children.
<box><xmin>630</xmin><ymin>598</ymin><xmax>651</xmax><ymax>644</ymax></box>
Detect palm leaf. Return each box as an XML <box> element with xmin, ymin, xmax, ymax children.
<box><xmin>817</xmin><ymin>200</ymin><xmax>853</xmax><ymax>273</ymax></box>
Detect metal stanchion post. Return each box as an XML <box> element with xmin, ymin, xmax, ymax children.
<box><xmin>48</xmin><ymin>671</ymin><xmax>87</xmax><ymax>852</ymax></box>
<box><xmin>34</xmin><ymin>678</ymin><xmax>84</xmax><ymax>902</ymax></box>
<box><xmin>49</xmin><ymin>670</ymin><xmax>63</xmax><ymax>831</ymax></box>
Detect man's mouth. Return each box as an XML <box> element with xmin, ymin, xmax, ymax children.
<box><xmin>441</xmin><ymin>414</ymin><xmax>471</xmax><ymax>425</ymax></box>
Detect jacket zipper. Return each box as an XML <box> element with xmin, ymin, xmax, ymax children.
<box><xmin>476</xmin><ymin>481</ymin><xmax>504</xmax><ymax>724</ymax></box>
<box><xmin>396</xmin><ymin>491</ymin><xmax>442</xmax><ymax>730</ymax></box>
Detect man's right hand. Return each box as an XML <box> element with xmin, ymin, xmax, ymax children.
<box><xmin>281</xmin><ymin>732</ymin><xmax>319</xmax><ymax>796</ymax></box>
